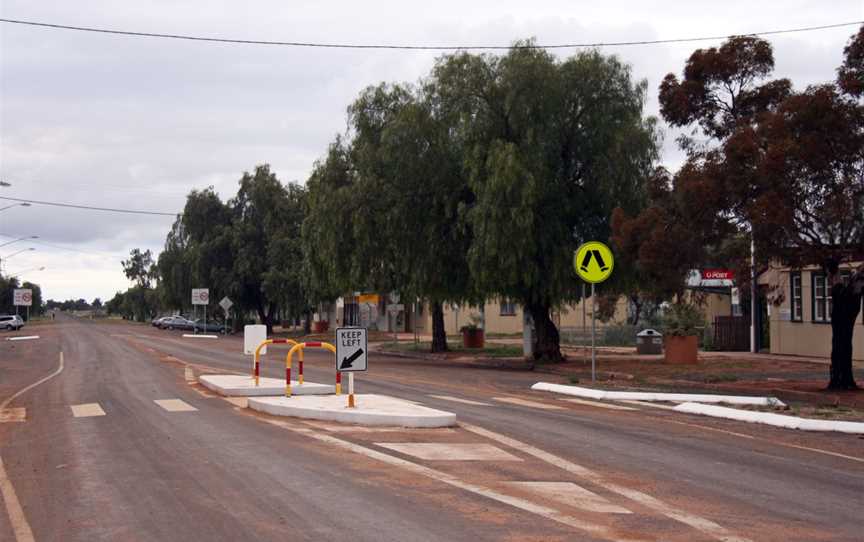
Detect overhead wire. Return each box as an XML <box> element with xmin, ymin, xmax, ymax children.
<box><xmin>0</xmin><ymin>17</ymin><xmax>861</xmax><ymax>50</ymax></box>
<box><xmin>0</xmin><ymin>196</ymin><xmax>178</xmax><ymax>216</ymax></box>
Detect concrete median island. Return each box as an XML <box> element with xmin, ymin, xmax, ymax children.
<box><xmin>248</xmin><ymin>394</ymin><xmax>457</xmax><ymax>428</ymax></box>
<box><xmin>199</xmin><ymin>374</ymin><xmax>335</xmax><ymax>396</ymax></box>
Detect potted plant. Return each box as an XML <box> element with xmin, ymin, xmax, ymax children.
<box><xmin>661</xmin><ymin>303</ymin><xmax>703</xmax><ymax>364</ymax></box>
<box><xmin>460</xmin><ymin>315</ymin><xmax>485</xmax><ymax>348</ymax></box>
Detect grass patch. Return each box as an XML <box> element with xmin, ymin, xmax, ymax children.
<box><xmin>380</xmin><ymin>341</ymin><xmax>523</xmax><ymax>357</ymax></box>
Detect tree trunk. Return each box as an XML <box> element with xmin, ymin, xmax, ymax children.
<box><xmin>828</xmin><ymin>283</ymin><xmax>859</xmax><ymax>390</ymax></box>
<box><xmin>303</xmin><ymin>309</ymin><xmax>312</xmax><ymax>334</ymax></box>
<box><xmin>527</xmin><ymin>303</ymin><xmax>563</xmax><ymax>362</ymax></box>
<box><xmin>431</xmin><ymin>300</ymin><xmax>448</xmax><ymax>353</ymax></box>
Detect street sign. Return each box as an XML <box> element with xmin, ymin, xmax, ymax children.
<box><xmin>336</xmin><ymin>327</ymin><xmax>368</xmax><ymax>372</ymax></box>
<box><xmin>244</xmin><ymin>325</ymin><xmax>267</xmax><ymax>355</ymax></box>
<box><xmin>574</xmin><ymin>241</ymin><xmax>614</xmax><ymax>284</ymax></box>
<box><xmin>219</xmin><ymin>296</ymin><xmax>233</xmax><ymax>312</ymax></box>
<box><xmin>13</xmin><ymin>289</ymin><xmax>32</xmax><ymax>307</ymax></box>
<box><xmin>387</xmin><ymin>303</ymin><xmax>405</xmax><ymax>314</ymax></box>
<box><xmin>358</xmin><ymin>294</ymin><xmax>379</xmax><ymax>304</ymax></box>
<box><xmin>192</xmin><ymin>288</ymin><xmax>209</xmax><ymax>305</ymax></box>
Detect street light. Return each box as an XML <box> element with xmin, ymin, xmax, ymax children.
<box><xmin>0</xmin><ymin>235</ymin><xmax>38</xmax><ymax>249</ymax></box>
<box><xmin>0</xmin><ymin>202</ymin><xmax>31</xmax><ymax>212</ymax></box>
<box><xmin>8</xmin><ymin>266</ymin><xmax>45</xmax><ymax>278</ymax></box>
<box><xmin>2</xmin><ymin>247</ymin><xmax>35</xmax><ymax>260</ymax></box>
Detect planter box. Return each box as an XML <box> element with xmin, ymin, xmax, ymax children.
<box><xmin>664</xmin><ymin>335</ymin><xmax>698</xmax><ymax>364</ymax></box>
<box><xmin>462</xmin><ymin>328</ymin><xmax>485</xmax><ymax>349</ymax></box>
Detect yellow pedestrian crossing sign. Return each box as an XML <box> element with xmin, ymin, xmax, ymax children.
<box><xmin>574</xmin><ymin>241</ymin><xmax>614</xmax><ymax>283</ymax></box>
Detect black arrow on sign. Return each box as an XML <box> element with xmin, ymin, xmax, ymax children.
<box><xmin>340</xmin><ymin>348</ymin><xmax>364</xmax><ymax>370</ymax></box>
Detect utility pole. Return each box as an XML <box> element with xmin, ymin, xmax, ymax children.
<box><xmin>750</xmin><ymin>235</ymin><xmax>757</xmax><ymax>354</ymax></box>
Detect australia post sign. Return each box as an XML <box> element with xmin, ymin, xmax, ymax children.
<box><xmin>687</xmin><ymin>269</ymin><xmax>735</xmax><ymax>288</ymax></box>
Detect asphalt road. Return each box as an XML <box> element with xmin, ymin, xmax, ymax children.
<box><xmin>1</xmin><ymin>315</ymin><xmax>862</xmax><ymax>541</ymax></box>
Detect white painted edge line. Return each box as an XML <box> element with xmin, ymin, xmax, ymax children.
<box><xmin>0</xmin><ymin>352</ymin><xmax>63</xmax><ymax>542</ymax></box>
<box><xmin>532</xmin><ymin>382</ymin><xmax>786</xmax><ymax>408</ymax></box>
<box><xmin>674</xmin><ymin>402</ymin><xmax>864</xmax><ymax>434</ymax></box>
<box><xmin>4</xmin><ymin>336</ymin><xmax>39</xmax><ymax>342</ymax></box>
<box><xmin>182</xmin><ymin>334</ymin><xmax>218</xmax><ymax>339</ymax></box>
<box><xmin>0</xmin><ymin>456</ymin><xmax>35</xmax><ymax>542</ymax></box>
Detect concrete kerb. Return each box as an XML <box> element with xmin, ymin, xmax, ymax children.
<box><xmin>674</xmin><ymin>402</ymin><xmax>864</xmax><ymax>434</ymax></box>
<box><xmin>183</xmin><ymin>334</ymin><xmax>218</xmax><ymax>339</ymax></box>
<box><xmin>531</xmin><ymin>382</ymin><xmax>787</xmax><ymax>407</ymax></box>
<box><xmin>199</xmin><ymin>374</ymin><xmax>334</xmax><ymax>397</ymax></box>
<box><xmin>248</xmin><ymin>394</ymin><xmax>458</xmax><ymax>428</ymax></box>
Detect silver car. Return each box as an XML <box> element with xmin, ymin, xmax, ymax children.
<box><xmin>0</xmin><ymin>315</ymin><xmax>25</xmax><ymax>331</ymax></box>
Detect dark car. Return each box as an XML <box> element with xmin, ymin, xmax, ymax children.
<box><xmin>159</xmin><ymin>316</ymin><xmax>195</xmax><ymax>330</ymax></box>
<box><xmin>192</xmin><ymin>319</ymin><xmax>226</xmax><ymax>334</ymax></box>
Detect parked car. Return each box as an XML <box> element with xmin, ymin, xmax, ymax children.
<box><xmin>152</xmin><ymin>316</ymin><xmax>171</xmax><ymax>327</ymax></box>
<box><xmin>192</xmin><ymin>320</ymin><xmax>225</xmax><ymax>334</ymax></box>
<box><xmin>0</xmin><ymin>315</ymin><xmax>24</xmax><ymax>331</ymax></box>
<box><xmin>159</xmin><ymin>316</ymin><xmax>195</xmax><ymax>330</ymax></box>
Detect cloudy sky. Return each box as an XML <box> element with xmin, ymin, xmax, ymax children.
<box><xmin>1</xmin><ymin>1</ymin><xmax>862</xmax><ymax>302</ymax></box>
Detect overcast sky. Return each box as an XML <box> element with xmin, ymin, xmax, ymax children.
<box><xmin>1</xmin><ymin>1</ymin><xmax>861</xmax><ymax>302</ymax></box>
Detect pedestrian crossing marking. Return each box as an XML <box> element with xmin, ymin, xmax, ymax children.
<box><xmin>505</xmin><ymin>482</ymin><xmax>631</xmax><ymax>514</ymax></box>
<box><xmin>70</xmin><ymin>403</ymin><xmax>106</xmax><ymax>417</ymax></box>
<box><xmin>375</xmin><ymin>442</ymin><xmax>522</xmax><ymax>461</ymax></box>
<box><xmin>0</xmin><ymin>408</ymin><xmax>26</xmax><ymax>423</ymax></box>
<box><xmin>154</xmin><ymin>399</ymin><xmax>198</xmax><ymax>412</ymax></box>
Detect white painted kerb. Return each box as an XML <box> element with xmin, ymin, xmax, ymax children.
<box><xmin>5</xmin><ymin>336</ymin><xmax>39</xmax><ymax>342</ymax></box>
<box><xmin>532</xmin><ymin>382</ymin><xmax>786</xmax><ymax>407</ymax></box>
<box><xmin>183</xmin><ymin>334</ymin><xmax>218</xmax><ymax>339</ymax></box>
<box><xmin>199</xmin><ymin>374</ymin><xmax>334</xmax><ymax>397</ymax></box>
<box><xmin>674</xmin><ymin>402</ymin><xmax>864</xmax><ymax>434</ymax></box>
<box><xmin>248</xmin><ymin>394</ymin><xmax>457</xmax><ymax>428</ymax></box>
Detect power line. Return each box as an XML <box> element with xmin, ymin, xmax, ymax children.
<box><xmin>0</xmin><ymin>196</ymin><xmax>178</xmax><ymax>216</ymax></box>
<box><xmin>0</xmin><ymin>17</ymin><xmax>861</xmax><ymax>51</ymax></box>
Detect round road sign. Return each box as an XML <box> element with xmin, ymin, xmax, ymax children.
<box><xmin>574</xmin><ymin>241</ymin><xmax>614</xmax><ymax>284</ymax></box>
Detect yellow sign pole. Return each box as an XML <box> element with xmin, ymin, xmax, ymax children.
<box><xmin>574</xmin><ymin>241</ymin><xmax>615</xmax><ymax>383</ymax></box>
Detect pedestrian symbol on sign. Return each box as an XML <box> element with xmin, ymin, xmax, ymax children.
<box><xmin>573</xmin><ymin>242</ymin><xmax>614</xmax><ymax>284</ymax></box>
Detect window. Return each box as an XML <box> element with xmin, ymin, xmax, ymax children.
<box><xmin>500</xmin><ymin>300</ymin><xmax>517</xmax><ymax>316</ymax></box>
<box><xmin>790</xmin><ymin>272</ymin><xmax>802</xmax><ymax>321</ymax></box>
<box><xmin>812</xmin><ymin>273</ymin><xmax>830</xmax><ymax>323</ymax></box>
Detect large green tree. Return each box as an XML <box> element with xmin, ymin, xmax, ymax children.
<box><xmin>429</xmin><ymin>45</ymin><xmax>658</xmax><ymax>360</ymax></box>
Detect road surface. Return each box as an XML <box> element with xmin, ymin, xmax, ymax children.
<box><xmin>1</xmin><ymin>315</ymin><xmax>861</xmax><ymax>541</ymax></box>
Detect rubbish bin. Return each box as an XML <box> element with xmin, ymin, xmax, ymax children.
<box><xmin>636</xmin><ymin>329</ymin><xmax>663</xmax><ymax>354</ymax></box>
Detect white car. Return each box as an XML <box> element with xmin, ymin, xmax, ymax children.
<box><xmin>0</xmin><ymin>315</ymin><xmax>25</xmax><ymax>331</ymax></box>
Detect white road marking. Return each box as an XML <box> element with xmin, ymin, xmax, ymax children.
<box><xmin>559</xmin><ymin>398</ymin><xmax>638</xmax><ymax>411</ymax></box>
<box><xmin>0</xmin><ymin>408</ymin><xmax>26</xmax><ymax>423</ymax></box>
<box><xmin>461</xmin><ymin>423</ymin><xmax>752</xmax><ymax>542</ymax></box>
<box><xmin>493</xmin><ymin>397</ymin><xmax>565</xmax><ymax>410</ymax></box>
<box><xmin>376</xmin><ymin>442</ymin><xmax>522</xmax><ymax>461</ymax></box>
<box><xmin>301</xmin><ymin>421</ymin><xmax>454</xmax><ymax>433</ymax></box>
<box><xmin>0</xmin><ymin>352</ymin><xmax>63</xmax><ymax>541</ymax></box>
<box><xmin>0</xmin><ymin>352</ymin><xmax>64</xmax><ymax>411</ymax></box>
<box><xmin>222</xmin><ymin>397</ymin><xmax>248</xmax><ymax>408</ymax></box>
<box><xmin>428</xmin><ymin>395</ymin><xmax>491</xmax><ymax>406</ymax></box>
<box><xmin>0</xmin><ymin>456</ymin><xmax>35</xmax><ymax>542</ymax></box>
<box><xmin>70</xmin><ymin>403</ymin><xmax>106</xmax><ymax>417</ymax></box>
<box><xmin>505</xmin><ymin>482</ymin><xmax>631</xmax><ymax>514</ymax></box>
<box><xmin>184</xmin><ymin>367</ymin><xmax>196</xmax><ymax>383</ymax></box>
<box><xmin>154</xmin><ymin>399</ymin><xmax>198</xmax><ymax>412</ymax></box>
<box><xmin>4</xmin><ymin>336</ymin><xmax>39</xmax><ymax>342</ymax></box>
<box><xmin>261</xmin><ymin>419</ymin><xmax>640</xmax><ymax>541</ymax></box>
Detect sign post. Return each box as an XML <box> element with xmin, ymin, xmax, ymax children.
<box><xmin>192</xmin><ymin>288</ymin><xmax>209</xmax><ymax>333</ymax></box>
<box><xmin>336</xmin><ymin>327</ymin><xmax>368</xmax><ymax>408</ymax></box>
<box><xmin>574</xmin><ymin>242</ymin><xmax>615</xmax><ymax>382</ymax></box>
<box><xmin>219</xmin><ymin>296</ymin><xmax>233</xmax><ymax>335</ymax></box>
<box><xmin>13</xmin><ymin>289</ymin><xmax>32</xmax><ymax>320</ymax></box>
